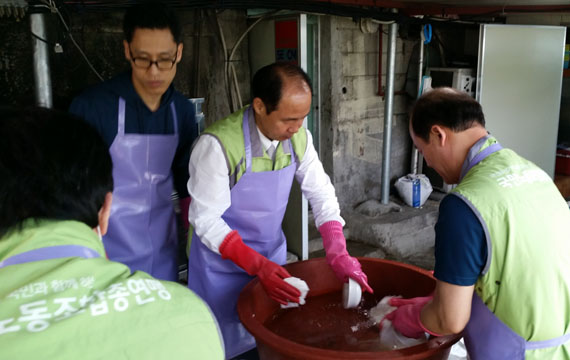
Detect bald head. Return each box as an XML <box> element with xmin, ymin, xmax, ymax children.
<box><xmin>410</xmin><ymin>87</ymin><xmax>485</xmax><ymax>142</ymax></box>
<box><xmin>252</xmin><ymin>62</ymin><xmax>312</xmax><ymax>114</ymax></box>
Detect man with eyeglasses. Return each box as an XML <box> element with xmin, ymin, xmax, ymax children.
<box><xmin>69</xmin><ymin>2</ymin><xmax>196</xmax><ymax>282</ymax></box>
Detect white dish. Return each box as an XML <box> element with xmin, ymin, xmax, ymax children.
<box><xmin>342</xmin><ymin>277</ymin><xmax>362</xmax><ymax>309</ymax></box>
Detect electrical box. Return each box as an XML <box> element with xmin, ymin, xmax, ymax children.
<box><xmin>426</xmin><ymin>67</ymin><xmax>475</xmax><ymax>97</ymax></box>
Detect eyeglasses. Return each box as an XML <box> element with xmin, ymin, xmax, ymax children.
<box><xmin>129</xmin><ymin>47</ymin><xmax>177</xmax><ymax>70</ymax></box>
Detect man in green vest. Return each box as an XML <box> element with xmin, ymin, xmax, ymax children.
<box><xmin>382</xmin><ymin>87</ymin><xmax>570</xmax><ymax>359</ymax></box>
<box><xmin>0</xmin><ymin>106</ymin><xmax>224</xmax><ymax>359</ymax></box>
<box><xmin>187</xmin><ymin>62</ymin><xmax>373</xmax><ymax>359</ymax></box>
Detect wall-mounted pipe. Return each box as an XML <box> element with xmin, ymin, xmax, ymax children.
<box><xmin>30</xmin><ymin>12</ymin><xmax>52</xmax><ymax>108</ymax></box>
<box><xmin>380</xmin><ymin>18</ymin><xmax>398</xmax><ymax>204</ymax></box>
<box><xmin>191</xmin><ymin>9</ymin><xmax>202</xmax><ymax>98</ymax></box>
<box><xmin>402</xmin><ymin>4</ymin><xmax>570</xmax><ymax>16</ymax></box>
<box><xmin>310</xmin><ymin>0</ymin><xmax>570</xmax><ymax>15</ymax></box>
<box><xmin>377</xmin><ymin>25</ymin><xmax>383</xmax><ymax>96</ymax></box>
<box><xmin>377</xmin><ymin>25</ymin><xmax>407</xmax><ymax>98</ymax></box>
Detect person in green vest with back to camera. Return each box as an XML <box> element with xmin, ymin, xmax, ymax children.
<box><xmin>380</xmin><ymin>87</ymin><xmax>570</xmax><ymax>360</ymax></box>
<box><xmin>0</xmin><ymin>106</ymin><xmax>224</xmax><ymax>359</ymax></box>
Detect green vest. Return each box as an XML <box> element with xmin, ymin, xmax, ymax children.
<box><xmin>203</xmin><ymin>106</ymin><xmax>307</xmax><ymax>186</ymax></box>
<box><xmin>452</xmin><ymin>137</ymin><xmax>570</xmax><ymax>359</ymax></box>
<box><xmin>186</xmin><ymin>106</ymin><xmax>309</xmax><ymax>250</ymax></box>
<box><xmin>0</xmin><ymin>220</ymin><xmax>224</xmax><ymax>360</ymax></box>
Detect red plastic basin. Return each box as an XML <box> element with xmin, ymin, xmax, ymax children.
<box><xmin>238</xmin><ymin>257</ymin><xmax>461</xmax><ymax>360</ymax></box>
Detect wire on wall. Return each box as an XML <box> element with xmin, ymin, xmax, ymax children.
<box><xmin>39</xmin><ymin>0</ymin><xmax>103</xmax><ymax>81</ymax></box>
<box><xmin>215</xmin><ymin>9</ymin><xmax>280</xmax><ymax>114</ymax></box>
<box><xmin>191</xmin><ymin>9</ymin><xmax>203</xmax><ymax>97</ymax></box>
<box><xmin>213</xmin><ymin>11</ymin><xmax>233</xmax><ymax>113</ymax></box>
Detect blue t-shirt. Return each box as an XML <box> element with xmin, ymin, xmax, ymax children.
<box><xmin>433</xmin><ymin>194</ymin><xmax>487</xmax><ymax>286</ymax></box>
<box><xmin>69</xmin><ymin>71</ymin><xmax>197</xmax><ymax>198</ymax></box>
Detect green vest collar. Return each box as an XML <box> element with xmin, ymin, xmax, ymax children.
<box><xmin>0</xmin><ymin>219</ymin><xmax>106</xmax><ymax>261</ymax></box>
<box><xmin>459</xmin><ymin>134</ymin><xmax>497</xmax><ymax>181</ymax></box>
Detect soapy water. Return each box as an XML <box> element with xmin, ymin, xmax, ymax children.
<box><xmin>265</xmin><ymin>292</ymin><xmax>427</xmax><ymax>352</ymax></box>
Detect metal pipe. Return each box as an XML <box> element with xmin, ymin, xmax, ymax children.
<box><xmin>380</xmin><ymin>18</ymin><xmax>397</xmax><ymax>204</ymax></box>
<box><xmin>30</xmin><ymin>12</ymin><xmax>52</xmax><ymax>108</ymax></box>
<box><xmin>377</xmin><ymin>25</ymin><xmax>383</xmax><ymax>96</ymax></box>
<box><xmin>298</xmin><ymin>13</ymin><xmax>309</xmax><ymax>260</ymax></box>
<box><xmin>316</xmin><ymin>15</ymin><xmax>322</xmax><ymax>157</ymax></box>
<box><xmin>191</xmin><ymin>9</ymin><xmax>202</xmax><ymax>97</ymax></box>
<box><xmin>410</xmin><ymin>26</ymin><xmax>425</xmax><ymax>175</ymax></box>
<box><xmin>377</xmin><ymin>26</ymin><xmax>406</xmax><ymax>98</ymax></box>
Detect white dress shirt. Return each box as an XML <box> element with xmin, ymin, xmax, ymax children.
<box><xmin>187</xmin><ymin>124</ymin><xmax>344</xmax><ymax>254</ymax></box>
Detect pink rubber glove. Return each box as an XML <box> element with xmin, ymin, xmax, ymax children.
<box><xmin>381</xmin><ymin>295</ymin><xmax>441</xmax><ymax>339</ymax></box>
<box><xmin>319</xmin><ymin>220</ymin><xmax>373</xmax><ymax>293</ymax></box>
<box><xmin>219</xmin><ymin>230</ymin><xmax>301</xmax><ymax>305</ymax></box>
<box><xmin>179</xmin><ymin>197</ymin><xmax>191</xmax><ymax>232</ymax></box>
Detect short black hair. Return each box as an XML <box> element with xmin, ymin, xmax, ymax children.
<box><xmin>252</xmin><ymin>62</ymin><xmax>313</xmax><ymax>114</ymax></box>
<box><xmin>410</xmin><ymin>87</ymin><xmax>486</xmax><ymax>142</ymax></box>
<box><xmin>123</xmin><ymin>1</ymin><xmax>182</xmax><ymax>44</ymax></box>
<box><xmin>0</xmin><ymin>106</ymin><xmax>113</xmax><ymax>238</ymax></box>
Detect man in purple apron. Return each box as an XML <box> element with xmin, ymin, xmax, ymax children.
<box><xmin>187</xmin><ymin>63</ymin><xmax>373</xmax><ymax>359</ymax></box>
<box><xmin>69</xmin><ymin>2</ymin><xmax>197</xmax><ymax>281</ymax></box>
<box><xmin>381</xmin><ymin>88</ymin><xmax>570</xmax><ymax>359</ymax></box>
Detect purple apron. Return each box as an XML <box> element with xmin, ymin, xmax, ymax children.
<box><xmin>104</xmin><ymin>97</ymin><xmax>179</xmax><ymax>281</ymax></box>
<box><xmin>460</xmin><ymin>140</ymin><xmax>570</xmax><ymax>358</ymax></box>
<box><xmin>188</xmin><ymin>107</ymin><xmax>296</xmax><ymax>359</ymax></box>
<box><xmin>0</xmin><ymin>245</ymin><xmax>100</xmax><ymax>268</ymax></box>
<box><xmin>464</xmin><ymin>294</ymin><xmax>570</xmax><ymax>359</ymax></box>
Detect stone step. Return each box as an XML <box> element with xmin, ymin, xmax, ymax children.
<box><xmin>344</xmin><ymin>197</ymin><xmax>439</xmax><ymax>270</ymax></box>
<box><xmin>301</xmin><ymin>195</ymin><xmax>440</xmax><ymax>271</ymax></box>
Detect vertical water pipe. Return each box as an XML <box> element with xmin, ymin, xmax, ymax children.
<box><xmin>298</xmin><ymin>13</ymin><xmax>309</xmax><ymax>260</ymax></box>
<box><xmin>380</xmin><ymin>17</ymin><xmax>398</xmax><ymax>204</ymax></box>
<box><xmin>30</xmin><ymin>12</ymin><xmax>53</xmax><ymax>108</ymax></box>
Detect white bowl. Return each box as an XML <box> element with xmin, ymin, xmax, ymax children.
<box><xmin>342</xmin><ymin>277</ymin><xmax>362</xmax><ymax>309</ymax></box>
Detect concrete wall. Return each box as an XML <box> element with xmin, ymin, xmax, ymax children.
<box><xmin>320</xmin><ymin>16</ymin><xmax>415</xmax><ymax>214</ymax></box>
<box><xmin>0</xmin><ymin>9</ymin><xmax>251</xmax><ymax>125</ymax></box>
<box><xmin>0</xmin><ymin>15</ymin><xmax>35</xmax><ymax>106</ymax></box>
